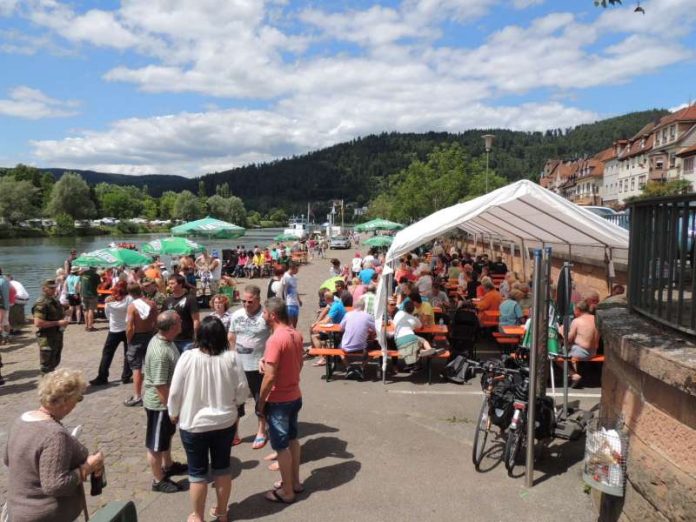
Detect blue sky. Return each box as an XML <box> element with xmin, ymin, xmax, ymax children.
<box><xmin>0</xmin><ymin>0</ymin><xmax>694</xmax><ymax>176</ymax></box>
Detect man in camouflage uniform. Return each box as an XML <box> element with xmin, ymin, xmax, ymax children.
<box><xmin>142</xmin><ymin>277</ymin><xmax>166</xmax><ymax>312</ymax></box>
<box><xmin>33</xmin><ymin>279</ymin><xmax>69</xmax><ymax>374</ymax></box>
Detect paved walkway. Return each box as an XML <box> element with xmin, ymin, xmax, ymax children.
<box><xmin>0</xmin><ymin>246</ymin><xmax>598</xmax><ymax>521</ymax></box>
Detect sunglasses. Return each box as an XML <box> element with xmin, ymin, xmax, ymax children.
<box><xmin>241</xmin><ymin>299</ymin><xmax>257</xmax><ymax>304</ymax></box>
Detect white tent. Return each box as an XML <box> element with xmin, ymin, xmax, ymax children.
<box><xmin>374</xmin><ymin>180</ymin><xmax>629</xmax><ymax>361</ymax></box>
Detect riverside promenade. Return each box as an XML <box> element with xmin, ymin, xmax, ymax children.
<box><xmin>0</xmin><ymin>247</ymin><xmax>597</xmax><ymax>521</ymax></box>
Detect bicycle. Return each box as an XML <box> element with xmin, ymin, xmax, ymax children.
<box><xmin>471</xmin><ymin>360</ymin><xmax>521</xmax><ymax>470</ymax></box>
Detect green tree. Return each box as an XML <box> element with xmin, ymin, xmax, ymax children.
<box><xmin>142</xmin><ymin>197</ymin><xmax>159</xmax><ymax>220</ymax></box>
<box><xmin>46</xmin><ymin>172</ymin><xmax>96</xmax><ymax>219</ymax></box>
<box><xmin>206</xmin><ymin>195</ymin><xmax>247</xmax><ymax>225</ymax></box>
<box><xmin>367</xmin><ymin>193</ymin><xmax>395</xmax><ymax>220</ymax></box>
<box><xmin>174</xmin><ymin>190</ymin><xmax>201</xmax><ymax>221</ymax></box>
<box><xmin>95</xmin><ymin>184</ymin><xmax>144</xmax><ymax>219</ymax></box>
<box><xmin>246</xmin><ymin>210</ymin><xmax>261</xmax><ymax>227</ymax></box>
<box><xmin>159</xmin><ymin>191</ymin><xmax>178</xmax><ymax>220</ymax></box>
<box><xmin>0</xmin><ymin>177</ymin><xmax>40</xmax><ymax>224</ymax></box>
<box><xmin>53</xmin><ymin>213</ymin><xmax>75</xmax><ymax>236</ymax></box>
<box><xmin>629</xmin><ymin>179</ymin><xmax>692</xmax><ymax>201</ymax></box>
<box><xmin>215</xmin><ymin>182</ymin><xmax>230</xmax><ymax>198</ymax></box>
<box><xmin>267</xmin><ymin>208</ymin><xmax>288</xmax><ymax>224</ymax></box>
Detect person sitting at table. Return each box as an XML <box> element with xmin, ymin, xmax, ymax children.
<box><xmin>428</xmin><ymin>280</ymin><xmax>450</xmax><ymax>310</ymax></box>
<box><xmin>499</xmin><ymin>272</ymin><xmax>519</xmax><ymax>299</ymax></box>
<box><xmin>329</xmin><ymin>258</ymin><xmax>342</xmax><ymax>277</ymax></box>
<box><xmin>394</xmin><ymin>258</ymin><xmax>413</xmax><ymax>284</ymax></box>
<box><xmin>447</xmin><ymin>259</ymin><xmax>461</xmax><ymax>280</ymax></box>
<box><xmin>475</xmin><ymin>277</ymin><xmax>502</xmax><ymax>321</ymax></box>
<box><xmin>498</xmin><ymin>289</ymin><xmax>525</xmax><ymax>332</ymax></box>
<box><xmin>334</xmin><ymin>279</ymin><xmax>353</xmax><ymax>307</ymax></box>
<box><xmin>490</xmin><ymin>256</ymin><xmax>508</xmax><ymax>276</ymax></box>
<box><xmin>339</xmin><ymin>299</ymin><xmax>376</xmax><ymax>373</ymax></box>
<box><xmin>392</xmin><ymin>300</ymin><xmax>436</xmax><ymax>369</ymax></box>
<box><xmin>563</xmin><ymin>299</ymin><xmax>600</xmax><ymax>387</ymax></box>
<box><xmin>415</xmin><ymin>266</ymin><xmax>433</xmax><ymax>296</ymax></box>
<box><xmin>310</xmin><ymin>289</ymin><xmax>347</xmax><ymax>367</ymax></box>
<box><xmin>395</xmin><ymin>279</ymin><xmax>414</xmax><ymax>306</ymax></box>
<box><xmin>351</xmin><ymin>277</ymin><xmax>367</xmax><ymax>303</ymax></box>
<box><xmin>409</xmin><ymin>292</ymin><xmax>434</xmax><ymax>326</ymax></box>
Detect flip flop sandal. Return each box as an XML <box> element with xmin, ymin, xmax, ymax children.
<box><xmin>209</xmin><ymin>506</ymin><xmax>228</xmax><ymax>521</ymax></box>
<box><xmin>265</xmin><ymin>489</ymin><xmax>295</xmax><ymax>504</ymax></box>
<box><xmin>273</xmin><ymin>480</ymin><xmax>305</xmax><ymax>493</ymax></box>
<box><xmin>252</xmin><ymin>436</ymin><xmax>267</xmax><ymax>450</ymax></box>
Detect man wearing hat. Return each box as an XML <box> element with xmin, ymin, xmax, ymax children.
<box><xmin>32</xmin><ymin>279</ymin><xmax>69</xmax><ymax>374</ymax></box>
<box><xmin>142</xmin><ymin>277</ymin><xmax>166</xmax><ymax>311</ymax></box>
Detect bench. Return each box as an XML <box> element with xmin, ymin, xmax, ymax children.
<box><xmin>492</xmin><ymin>332</ymin><xmax>520</xmax><ymax>354</ymax></box>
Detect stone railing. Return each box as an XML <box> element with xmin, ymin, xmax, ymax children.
<box><xmin>595</xmin><ymin>304</ymin><xmax>696</xmax><ymax>521</ymax></box>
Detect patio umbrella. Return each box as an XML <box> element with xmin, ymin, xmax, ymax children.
<box><xmin>274</xmin><ymin>233</ymin><xmax>299</xmax><ymax>242</ymax></box>
<box><xmin>73</xmin><ymin>248</ymin><xmax>151</xmax><ymax>268</ymax></box>
<box><xmin>142</xmin><ymin>237</ymin><xmax>206</xmax><ymax>256</ymax></box>
<box><xmin>171</xmin><ymin>216</ymin><xmax>245</xmax><ymax>239</ymax></box>
<box><xmin>319</xmin><ymin>276</ymin><xmax>344</xmax><ymax>292</ymax></box>
<box><xmin>363</xmin><ymin>235</ymin><xmax>394</xmax><ymax>248</ymax></box>
<box><xmin>354</xmin><ymin>218</ymin><xmax>404</xmax><ymax>232</ymax></box>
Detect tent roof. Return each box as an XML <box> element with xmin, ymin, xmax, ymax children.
<box><xmin>385</xmin><ymin>180</ymin><xmax>628</xmax><ymax>265</ymax></box>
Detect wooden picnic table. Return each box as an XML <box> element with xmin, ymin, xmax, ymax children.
<box><xmin>501</xmin><ymin>325</ymin><xmax>526</xmax><ymax>336</ymax></box>
<box><xmin>385</xmin><ymin>323</ymin><xmax>448</xmax><ymax>335</ymax></box>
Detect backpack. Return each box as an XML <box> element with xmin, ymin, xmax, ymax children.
<box><xmin>444</xmin><ymin>355</ymin><xmax>475</xmax><ymax>384</ymax></box>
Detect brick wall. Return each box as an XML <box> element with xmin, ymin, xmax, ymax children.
<box><xmin>595</xmin><ymin>307</ymin><xmax>696</xmax><ymax>521</ymax></box>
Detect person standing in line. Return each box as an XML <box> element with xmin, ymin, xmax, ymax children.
<box><xmin>280</xmin><ymin>261</ymin><xmax>302</xmax><ymax>328</ymax></box>
<box><xmin>143</xmin><ymin>311</ymin><xmax>188</xmax><ymax>493</ymax></box>
<box><xmin>168</xmin><ymin>316</ymin><xmax>250</xmax><ymax>522</ymax></box>
<box><xmin>163</xmin><ymin>274</ymin><xmax>200</xmax><ymax>353</ymax></box>
<box><xmin>228</xmin><ymin>285</ymin><xmax>271</xmax><ymax>450</ymax></box>
<box><xmin>79</xmin><ymin>265</ymin><xmax>101</xmax><ymax>332</ymax></box>
<box><xmin>124</xmin><ymin>283</ymin><xmax>158</xmax><ymax>407</ymax></box>
<box><xmin>32</xmin><ymin>279</ymin><xmax>69</xmax><ymax>375</ymax></box>
<box><xmin>90</xmin><ymin>282</ymin><xmax>133</xmax><ymax>386</ymax></box>
<box><xmin>258</xmin><ymin>297</ymin><xmax>305</xmax><ymax>504</ymax></box>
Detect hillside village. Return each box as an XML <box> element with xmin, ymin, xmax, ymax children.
<box><xmin>539</xmin><ymin>105</ymin><xmax>696</xmax><ymax>207</ymax></box>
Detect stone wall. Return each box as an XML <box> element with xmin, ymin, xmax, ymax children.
<box><xmin>595</xmin><ymin>305</ymin><xmax>696</xmax><ymax>522</ymax></box>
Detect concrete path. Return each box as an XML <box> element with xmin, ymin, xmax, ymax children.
<box><xmin>0</xmin><ymin>245</ymin><xmax>598</xmax><ymax>521</ymax></box>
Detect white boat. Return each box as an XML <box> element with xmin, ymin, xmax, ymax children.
<box><xmin>284</xmin><ymin>217</ymin><xmax>310</xmax><ymax>239</ymax></box>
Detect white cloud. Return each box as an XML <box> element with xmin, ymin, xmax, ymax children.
<box><xmin>511</xmin><ymin>0</ymin><xmax>544</xmax><ymax>9</ymax></box>
<box><xmin>0</xmin><ymin>86</ymin><xmax>78</xmax><ymax>119</ymax></box>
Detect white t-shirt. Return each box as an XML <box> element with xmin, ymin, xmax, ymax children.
<box><xmin>105</xmin><ymin>296</ymin><xmax>132</xmax><ymax>333</ymax></box>
<box><xmin>351</xmin><ymin>257</ymin><xmax>363</xmax><ymax>273</ymax></box>
<box><xmin>167</xmin><ymin>349</ymin><xmax>249</xmax><ymax>433</ymax></box>
<box><xmin>393</xmin><ymin>310</ymin><xmax>421</xmax><ymax>340</ymax></box>
<box><xmin>281</xmin><ymin>272</ymin><xmax>300</xmax><ymax>307</ymax></box>
<box><xmin>228</xmin><ymin>307</ymin><xmax>270</xmax><ymax>371</ymax></box>
<box><xmin>210</xmin><ymin>258</ymin><xmax>222</xmax><ymax>281</ymax></box>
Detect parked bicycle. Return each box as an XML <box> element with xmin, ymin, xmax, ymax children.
<box><xmin>503</xmin><ymin>365</ymin><xmax>557</xmax><ymax>476</ymax></box>
<box><xmin>471</xmin><ymin>360</ymin><xmax>521</xmax><ymax>470</ymax></box>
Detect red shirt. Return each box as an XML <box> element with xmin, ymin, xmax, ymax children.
<box><xmin>264</xmin><ymin>325</ymin><xmax>304</xmax><ymax>403</ymax></box>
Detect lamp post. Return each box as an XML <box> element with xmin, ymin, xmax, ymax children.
<box><xmin>482</xmin><ymin>134</ymin><xmax>495</xmax><ymax>193</ymax></box>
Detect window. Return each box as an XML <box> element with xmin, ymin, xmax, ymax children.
<box><xmin>631</xmin><ymin>178</ymin><xmax>635</xmax><ymax>191</ymax></box>
<box><xmin>639</xmin><ymin>175</ymin><xmax>647</xmax><ymax>189</ymax></box>
<box><xmin>656</xmin><ymin>159</ymin><xmax>664</xmax><ymax>170</ymax></box>
<box><xmin>685</xmin><ymin>157</ymin><xmax>695</xmax><ymax>174</ymax></box>
<box><xmin>670</xmin><ymin>125</ymin><xmax>676</xmax><ymax>140</ymax></box>
<box><xmin>670</xmin><ymin>154</ymin><xmax>676</xmax><ymax>168</ymax></box>
<box><xmin>663</xmin><ymin>129</ymin><xmax>668</xmax><ymax>141</ymax></box>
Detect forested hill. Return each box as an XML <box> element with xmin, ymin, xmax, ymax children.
<box><xmin>200</xmin><ymin>108</ymin><xmax>668</xmax><ymax>211</ymax></box>
<box><xmin>41</xmin><ymin>168</ymin><xmax>196</xmax><ymax>196</ymax></box>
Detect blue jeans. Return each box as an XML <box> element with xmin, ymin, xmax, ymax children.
<box><xmin>179</xmin><ymin>425</ymin><xmax>236</xmax><ymax>482</ymax></box>
<box><xmin>266</xmin><ymin>398</ymin><xmax>302</xmax><ymax>451</ymax></box>
<box><xmin>174</xmin><ymin>340</ymin><xmax>194</xmax><ymax>353</ymax></box>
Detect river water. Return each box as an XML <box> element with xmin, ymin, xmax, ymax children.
<box><xmin>0</xmin><ymin>229</ymin><xmax>283</xmax><ymax>304</ymax></box>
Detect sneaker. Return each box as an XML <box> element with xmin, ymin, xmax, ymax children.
<box><xmin>89</xmin><ymin>378</ymin><xmax>108</xmax><ymax>386</ymax></box>
<box><xmin>152</xmin><ymin>478</ymin><xmax>182</xmax><ymax>493</ymax></box>
<box><xmin>163</xmin><ymin>462</ymin><xmax>188</xmax><ymax>477</ymax></box>
<box><xmin>123</xmin><ymin>396</ymin><xmax>142</xmax><ymax>407</ymax></box>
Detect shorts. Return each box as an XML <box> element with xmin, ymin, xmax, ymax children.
<box><xmin>179</xmin><ymin>425</ymin><xmax>236</xmax><ymax>482</ymax></box>
<box><xmin>82</xmin><ymin>297</ymin><xmax>98</xmax><ymax>311</ymax></box>
<box><xmin>569</xmin><ymin>344</ymin><xmax>592</xmax><ymax>359</ymax></box>
<box><xmin>244</xmin><ymin>370</ymin><xmax>263</xmax><ymax>410</ymax></box>
<box><xmin>145</xmin><ymin>408</ymin><xmax>177</xmax><ymax>453</ymax></box>
<box><xmin>265</xmin><ymin>397</ymin><xmax>302</xmax><ymax>451</ymax></box>
<box><xmin>68</xmin><ymin>294</ymin><xmax>81</xmax><ymax>306</ymax></box>
<box><xmin>286</xmin><ymin>305</ymin><xmax>300</xmax><ymax>318</ymax></box>
<box><xmin>127</xmin><ymin>332</ymin><xmax>154</xmax><ymax>370</ymax></box>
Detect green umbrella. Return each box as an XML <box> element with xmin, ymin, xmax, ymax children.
<box><xmin>142</xmin><ymin>237</ymin><xmax>206</xmax><ymax>256</ymax></box>
<box><xmin>319</xmin><ymin>276</ymin><xmax>344</xmax><ymax>292</ymax></box>
<box><xmin>354</xmin><ymin>218</ymin><xmax>404</xmax><ymax>232</ymax></box>
<box><xmin>363</xmin><ymin>235</ymin><xmax>394</xmax><ymax>248</ymax></box>
<box><xmin>171</xmin><ymin>216</ymin><xmax>245</xmax><ymax>239</ymax></box>
<box><xmin>73</xmin><ymin>248</ymin><xmax>151</xmax><ymax>268</ymax></box>
<box><xmin>274</xmin><ymin>233</ymin><xmax>299</xmax><ymax>242</ymax></box>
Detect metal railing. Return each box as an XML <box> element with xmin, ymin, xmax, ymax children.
<box><xmin>603</xmin><ymin>213</ymin><xmax>630</xmax><ymax>230</ymax></box>
<box><xmin>628</xmin><ymin>193</ymin><xmax>696</xmax><ymax>336</ymax></box>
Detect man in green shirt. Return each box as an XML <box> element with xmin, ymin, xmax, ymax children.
<box><xmin>79</xmin><ymin>266</ymin><xmax>101</xmax><ymax>332</ymax></box>
<box><xmin>143</xmin><ymin>310</ymin><xmax>187</xmax><ymax>493</ymax></box>
<box><xmin>32</xmin><ymin>279</ymin><xmax>69</xmax><ymax>374</ymax></box>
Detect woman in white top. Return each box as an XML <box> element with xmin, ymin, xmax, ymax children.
<box><xmin>168</xmin><ymin>316</ymin><xmax>249</xmax><ymax>522</ymax></box>
<box><xmin>392</xmin><ymin>300</ymin><xmax>433</xmax><ymax>366</ymax></box>
<box><xmin>90</xmin><ymin>282</ymin><xmax>132</xmax><ymax>386</ymax></box>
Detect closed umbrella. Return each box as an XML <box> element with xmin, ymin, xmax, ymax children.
<box><xmin>142</xmin><ymin>237</ymin><xmax>206</xmax><ymax>256</ymax></box>
<box><xmin>73</xmin><ymin>248</ymin><xmax>151</xmax><ymax>268</ymax></box>
<box><xmin>363</xmin><ymin>235</ymin><xmax>394</xmax><ymax>248</ymax></box>
<box><xmin>355</xmin><ymin>218</ymin><xmax>404</xmax><ymax>232</ymax></box>
<box><xmin>171</xmin><ymin>216</ymin><xmax>245</xmax><ymax>239</ymax></box>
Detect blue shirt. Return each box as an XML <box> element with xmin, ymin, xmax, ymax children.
<box><xmin>327</xmin><ymin>297</ymin><xmax>346</xmax><ymax>324</ymax></box>
<box><xmin>499</xmin><ymin>299</ymin><xmax>523</xmax><ymax>327</ymax></box>
<box><xmin>358</xmin><ymin>268</ymin><xmax>375</xmax><ymax>285</ymax></box>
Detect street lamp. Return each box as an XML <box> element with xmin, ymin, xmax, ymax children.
<box><xmin>482</xmin><ymin>134</ymin><xmax>495</xmax><ymax>193</ymax></box>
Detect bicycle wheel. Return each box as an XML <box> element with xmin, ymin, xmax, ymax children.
<box><xmin>472</xmin><ymin>396</ymin><xmax>490</xmax><ymax>469</ymax></box>
<box><xmin>504</xmin><ymin>428</ymin><xmax>524</xmax><ymax>476</ymax></box>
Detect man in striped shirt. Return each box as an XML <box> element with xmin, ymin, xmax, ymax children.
<box><xmin>143</xmin><ymin>310</ymin><xmax>187</xmax><ymax>493</ymax></box>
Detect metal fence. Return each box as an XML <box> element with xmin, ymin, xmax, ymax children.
<box><xmin>628</xmin><ymin>194</ymin><xmax>696</xmax><ymax>336</ymax></box>
<box><xmin>603</xmin><ymin>213</ymin><xmax>630</xmax><ymax>230</ymax></box>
